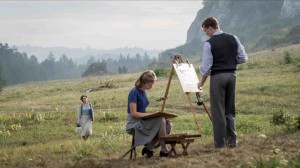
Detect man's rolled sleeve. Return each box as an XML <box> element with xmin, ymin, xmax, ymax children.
<box><xmin>234</xmin><ymin>36</ymin><xmax>248</xmax><ymax>64</ymax></box>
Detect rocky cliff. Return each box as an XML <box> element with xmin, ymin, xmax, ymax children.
<box><xmin>186</xmin><ymin>0</ymin><xmax>300</xmax><ymax>44</ymax></box>
<box><xmin>281</xmin><ymin>0</ymin><xmax>300</xmax><ymax>17</ymax></box>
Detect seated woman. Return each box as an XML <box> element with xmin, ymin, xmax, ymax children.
<box><xmin>125</xmin><ymin>70</ymin><xmax>171</xmax><ymax>158</ymax></box>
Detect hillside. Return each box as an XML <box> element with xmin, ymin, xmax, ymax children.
<box><xmin>0</xmin><ymin>44</ymin><xmax>299</xmax><ymax>167</ymax></box>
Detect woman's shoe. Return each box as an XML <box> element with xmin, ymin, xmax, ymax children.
<box><xmin>159</xmin><ymin>151</ymin><xmax>169</xmax><ymax>157</ymax></box>
<box><xmin>142</xmin><ymin>147</ymin><xmax>154</xmax><ymax>158</ymax></box>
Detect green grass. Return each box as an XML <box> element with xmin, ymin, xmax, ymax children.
<box><xmin>0</xmin><ymin>44</ymin><xmax>300</xmax><ymax>167</ymax></box>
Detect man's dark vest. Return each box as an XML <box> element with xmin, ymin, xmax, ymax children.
<box><xmin>207</xmin><ymin>33</ymin><xmax>238</xmax><ymax>75</ymax></box>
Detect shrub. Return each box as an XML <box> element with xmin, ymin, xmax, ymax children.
<box><xmin>271</xmin><ymin>108</ymin><xmax>291</xmax><ymax>125</ymax></box>
<box><xmin>271</xmin><ymin>108</ymin><xmax>300</xmax><ymax>132</ymax></box>
<box><xmin>284</xmin><ymin>51</ymin><xmax>293</xmax><ymax>64</ymax></box>
<box><xmin>154</xmin><ymin>67</ymin><xmax>170</xmax><ymax>77</ymax></box>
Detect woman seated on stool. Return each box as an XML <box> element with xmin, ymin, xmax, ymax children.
<box><xmin>125</xmin><ymin>70</ymin><xmax>172</xmax><ymax>158</ymax></box>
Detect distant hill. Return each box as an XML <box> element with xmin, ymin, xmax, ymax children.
<box><xmin>159</xmin><ymin>0</ymin><xmax>300</xmax><ymax>60</ymax></box>
<box><xmin>15</xmin><ymin>45</ymin><xmax>162</xmax><ymax>64</ymax></box>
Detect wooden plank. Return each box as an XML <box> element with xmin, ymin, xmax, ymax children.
<box><xmin>164</xmin><ymin>139</ymin><xmax>195</xmax><ymax>144</ymax></box>
<box><xmin>161</xmin><ymin>135</ymin><xmax>185</xmax><ymax>141</ymax></box>
<box><xmin>161</xmin><ymin>134</ymin><xmax>201</xmax><ymax>141</ymax></box>
<box><xmin>183</xmin><ymin>134</ymin><xmax>201</xmax><ymax>138</ymax></box>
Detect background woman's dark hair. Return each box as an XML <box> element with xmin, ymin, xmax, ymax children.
<box><xmin>80</xmin><ymin>95</ymin><xmax>87</xmax><ymax>102</ymax></box>
<box><xmin>135</xmin><ymin>70</ymin><xmax>157</xmax><ymax>88</ymax></box>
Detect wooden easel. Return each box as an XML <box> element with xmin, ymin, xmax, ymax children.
<box><xmin>161</xmin><ymin>54</ymin><xmax>211</xmax><ymax>132</ymax></box>
<box><xmin>160</xmin><ymin>54</ymin><xmax>212</xmax><ymax>156</ymax></box>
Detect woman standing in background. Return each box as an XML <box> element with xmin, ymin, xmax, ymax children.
<box><xmin>77</xmin><ymin>95</ymin><xmax>94</xmax><ymax>141</ymax></box>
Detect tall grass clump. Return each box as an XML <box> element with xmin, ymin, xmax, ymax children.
<box><xmin>290</xmin><ymin>154</ymin><xmax>300</xmax><ymax>167</ymax></box>
<box><xmin>0</xmin><ymin>109</ymin><xmax>47</xmax><ymax>146</ymax></box>
<box><xmin>252</xmin><ymin>157</ymin><xmax>288</xmax><ymax>168</ymax></box>
<box><xmin>99</xmin><ymin>108</ymin><xmax>119</xmax><ymax>121</ymax></box>
<box><xmin>242</xmin><ymin>154</ymin><xmax>300</xmax><ymax>168</ymax></box>
<box><xmin>296</xmin><ymin>115</ymin><xmax>300</xmax><ymax>130</ymax></box>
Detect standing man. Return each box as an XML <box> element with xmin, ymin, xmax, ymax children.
<box><xmin>198</xmin><ymin>16</ymin><xmax>248</xmax><ymax>148</ymax></box>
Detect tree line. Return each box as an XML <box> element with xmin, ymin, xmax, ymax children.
<box><xmin>0</xmin><ymin>43</ymin><xmax>159</xmax><ymax>90</ymax></box>
<box><xmin>82</xmin><ymin>52</ymin><xmax>157</xmax><ymax>77</ymax></box>
<box><xmin>0</xmin><ymin>43</ymin><xmax>85</xmax><ymax>87</ymax></box>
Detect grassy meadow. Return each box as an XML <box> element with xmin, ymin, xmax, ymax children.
<box><xmin>0</xmin><ymin>44</ymin><xmax>300</xmax><ymax>168</ymax></box>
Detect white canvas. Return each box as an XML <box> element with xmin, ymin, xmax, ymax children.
<box><xmin>173</xmin><ymin>63</ymin><xmax>200</xmax><ymax>93</ymax></box>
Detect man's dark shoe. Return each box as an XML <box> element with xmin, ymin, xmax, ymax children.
<box><xmin>227</xmin><ymin>143</ymin><xmax>237</xmax><ymax>148</ymax></box>
<box><xmin>159</xmin><ymin>151</ymin><xmax>169</xmax><ymax>157</ymax></box>
<box><xmin>227</xmin><ymin>140</ymin><xmax>238</xmax><ymax>148</ymax></box>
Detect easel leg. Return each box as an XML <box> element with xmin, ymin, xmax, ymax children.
<box><xmin>202</xmin><ymin>102</ymin><xmax>212</xmax><ymax>122</ymax></box>
<box><xmin>160</xmin><ymin>64</ymin><xmax>174</xmax><ymax>113</ymax></box>
<box><xmin>186</xmin><ymin>92</ymin><xmax>201</xmax><ymax>135</ymax></box>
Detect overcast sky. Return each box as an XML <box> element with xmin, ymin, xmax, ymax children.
<box><xmin>0</xmin><ymin>1</ymin><xmax>203</xmax><ymax>50</ymax></box>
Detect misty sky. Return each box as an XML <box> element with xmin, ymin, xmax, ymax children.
<box><xmin>0</xmin><ymin>1</ymin><xmax>203</xmax><ymax>50</ymax></box>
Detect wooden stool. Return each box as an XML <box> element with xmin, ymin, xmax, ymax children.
<box><xmin>120</xmin><ymin>133</ymin><xmax>136</xmax><ymax>159</ymax></box>
<box><xmin>165</xmin><ymin>139</ymin><xmax>195</xmax><ymax>156</ymax></box>
<box><xmin>161</xmin><ymin>134</ymin><xmax>200</xmax><ymax>156</ymax></box>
